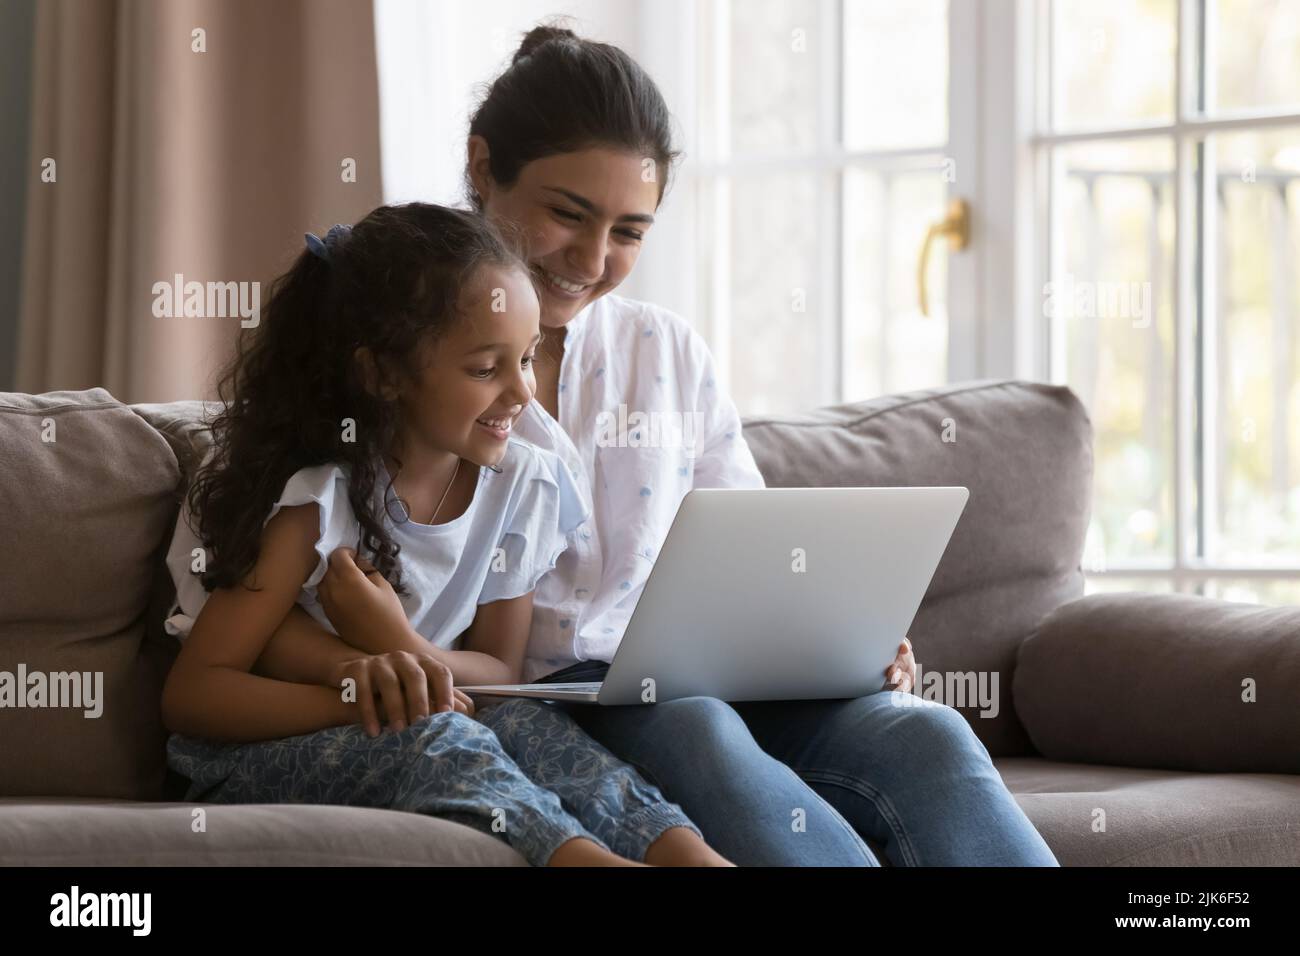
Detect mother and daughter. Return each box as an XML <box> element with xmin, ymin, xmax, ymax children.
<box><xmin>162</xmin><ymin>24</ymin><xmax>1058</xmax><ymax>867</ymax></box>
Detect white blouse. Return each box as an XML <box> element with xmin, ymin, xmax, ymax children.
<box><xmin>512</xmin><ymin>293</ymin><xmax>765</xmax><ymax>681</ymax></box>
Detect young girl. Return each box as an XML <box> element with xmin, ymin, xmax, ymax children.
<box><xmin>159</xmin><ymin>202</ymin><xmax>731</xmax><ymax>867</ymax></box>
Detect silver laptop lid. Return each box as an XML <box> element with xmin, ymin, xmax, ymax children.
<box><xmin>598</xmin><ymin>486</ymin><xmax>968</xmax><ymax>705</ymax></box>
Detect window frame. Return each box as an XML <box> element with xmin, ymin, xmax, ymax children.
<box><xmin>1026</xmin><ymin>0</ymin><xmax>1300</xmax><ymax>594</ymax></box>
<box><xmin>650</xmin><ymin>0</ymin><xmax>969</xmax><ymax>412</ymax></box>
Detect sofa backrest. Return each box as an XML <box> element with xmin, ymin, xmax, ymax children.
<box><xmin>1</xmin><ymin>379</ymin><xmax>1089</xmax><ymax>800</ymax></box>
<box><xmin>741</xmin><ymin>379</ymin><xmax>1093</xmax><ymax>756</ymax></box>
<box><xmin>0</xmin><ymin>388</ymin><xmax>184</xmax><ymax>799</ymax></box>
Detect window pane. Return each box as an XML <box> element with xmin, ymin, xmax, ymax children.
<box><xmin>730</xmin><ymin>0</ymin><xmax>822</xmax><ymax>154</ymax></box>
<box><xmin>1052</xmin><ymin>0</ymin><xmax>1176</xmax><ymax>129</ymax></box>
<box><xmin>1051</xmin><ymin>139</ymin><xmax>1177</xmax><ymax>566</ymax></box>
<box><xmin>1209</xmin><ymin>0</ymin><xmax>1300</xmax><ymax>114</ymax></box>
<box><xmin>1083</xmin><ymin>575</ymin><xmax>1177</xmax><ymax>595</ymax></box>
<box><xmin>842</xmin><ymin>166</ymin><xmax>948</xmax><ymax>398</ymax></box>
<box><xmin>1203</xmin><ymin>578</ymin><xmax>1300</xmax><ymax>605</ymax></box>
<box><xmin>1208</xmin><ymin>128</ymin><xmax>1300</xmax><ymax>564</ymax></box>
<box><xmin>728</xmin><ymin>172</ymin><xmax>824</xmax><ymax>414</ymax></box>
<box><xmin>843</xmin><ymin>0</ymin><xmax>947</xmax><ymax>151</ymax></box>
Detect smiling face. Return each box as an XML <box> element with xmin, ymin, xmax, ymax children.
<box><xmin>468</xmin><ymin>141</ymin><xmax>662</xmax><ymax>329</ymax></box>
<box><xmin>370</xmin><ymin>262</ymin><xmax>542</xmax><ymax>471</ymax></box>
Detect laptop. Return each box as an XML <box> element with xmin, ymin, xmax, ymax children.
<box><xmin>461</xmin><ymin>486</ymin><xmax>969</xmax><ymax>705</ymax></box>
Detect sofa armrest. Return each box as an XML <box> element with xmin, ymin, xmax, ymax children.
<box><xmin>1012</xmin><ymin>592</ymin><xmax>1300</xmax><ymax>773</ymax></box>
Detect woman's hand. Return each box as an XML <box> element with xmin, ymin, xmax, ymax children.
<box><xmin>317</xmin><ymin>547</ymin><xmax>412</xmax><ymax>655</ymax></box>
<box><xmin>329</xmin><ymin>652</ymin><xmax>476</xmax><ymax>738</ymax></box>
<box><xmin>883</xmin><ymin>637</ymin><xmax>916</xmax><ymax>694</ymax></box>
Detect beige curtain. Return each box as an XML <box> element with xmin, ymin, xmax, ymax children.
<box><xmin>17</xmin><ymin>0</ymin><xmax>384</xmax><ymax>403</ymax></box>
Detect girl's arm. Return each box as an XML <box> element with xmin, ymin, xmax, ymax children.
<box><xmin>161</xmin><ymin>503</ymin><xmax>366</xmax><ymax>743</ymax></box>
<box><xmin>253</xmin><ymin>603</ymin><xmax>366</xmax><ymax>685</ymax></box>
<box><xmin>299</xmin><ymin>547</ymin><xmax>526</xmax><ymax>686</ymax></box>
<box><xmin>261</xmin><ymin>598</ymin><xmax>521</xmax><ymax>687</ymax></box>
<box><xmin>459</xmin><ymin>591</ymin><xmax>536</xmax><ymax>685</ymax></box>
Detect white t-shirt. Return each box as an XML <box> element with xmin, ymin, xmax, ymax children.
<box><xmin>511</xmin><ymin>293</ymin><xmax>766</xmax><ymax>681</ymax></box>
<box><xmin>163</xmin><ymin>436</ymin><xmax>591</xmax><ymax>649</ymax></box>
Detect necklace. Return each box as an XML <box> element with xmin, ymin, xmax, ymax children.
<box><xmin>386</xmin><ymin>457</ymin><xmax>461</xmax><ymax>525</ymax></box>
<box><xmin>537</xmin><ymin>327</ymin><xmax>567</xmax><ymax>365</ymax></box>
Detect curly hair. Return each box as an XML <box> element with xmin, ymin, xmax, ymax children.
<box><xmin>187</xmin><ymin>202</ymin><xmax>532</xmax><ymax>598</ymax></box>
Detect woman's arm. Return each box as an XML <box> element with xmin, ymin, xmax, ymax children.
<box><xmin>161</xmin><ymin>504</ymin><xmax>368</xmax><ymax>743</ymax></box>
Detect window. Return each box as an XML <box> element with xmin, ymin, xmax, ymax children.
<box><xmin>677</xmin><ymin>0</ymin><xmax>963</xmax><ymax>415</ymax></box>
<box><xmin>1034</xmin><ymin>0</ymin><xmax>1300</xmax><ymax>600</ymax></box>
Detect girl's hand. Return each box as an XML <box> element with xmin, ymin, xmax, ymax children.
<box><xmin>329</xmin><ymin>652</ymin><xmax>476</xmax><ymax>738</ymax></box>
<box><xmin>883</xmin><ymin>637</ymin><xmax>916</xmax><ymax>694</ymax></box>
<box><xmin>317</xmin><ymin>547</ymin><xmax>411</xmax><ymax>654</ymax></box>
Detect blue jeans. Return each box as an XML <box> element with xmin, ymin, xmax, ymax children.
<box><xmin>166</xmin><ymin>697</ymin><xmax>700</xmax><ymax>866</ymax></box>
<box><xmin>540</xmin><ymin>661</ymin><xmax>1058</xmax><ymax>866</ymax></box>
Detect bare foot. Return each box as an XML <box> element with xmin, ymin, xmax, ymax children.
<box><xmin>643</xmin><ymin>827</ymin><xmax>735</xmax><ymax>867</ymax></box>
<box><xmin>547</xmin><ymin>837</ymin><xmax>647</xmax><ymax>867</ymax></box>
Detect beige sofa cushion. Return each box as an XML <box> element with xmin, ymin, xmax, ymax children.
<box><xmin>0</xmin><ymin>798</ymin><xmax>528</xmax><ymax>866</ymax></box>
<box><xmin>1015</xmin><ymin>592</ymin><xmax>1300</xmax><ymax>773</ymax></box>
<box><xmin>0</xmin><ymin>389</ymin><xmax>181</xmax><ymax>799</ymax></box>
<box><xmin>995</xmin><ymin>756</ymin><xmax>1300</xmax><ymax>866</ymax></box>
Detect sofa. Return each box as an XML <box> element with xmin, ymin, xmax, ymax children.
<box><xmin>2</xmin><ymin>380</ymin><xmax>1297</xmax><ymax>866</ymax></box>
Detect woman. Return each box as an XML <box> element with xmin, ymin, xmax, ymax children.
<box><xmin>261</xmin><ymin>23</ymin><xmax>1058</xmax><ymax>866</ymax></box>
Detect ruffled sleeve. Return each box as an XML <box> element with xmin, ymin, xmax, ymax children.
<box><xmin>162</xmin><ymin>500</ymin><xmax>209</xmax><ymax>640</ymax></box>
<box><xmin>161</xmin><ymin>462</ymin><xmax>354</xmax><ymax>639</ymax></box>
<box><xmin>265</xmin><ymin>462</ymin><xmax>357</xmax><ymax>590</ymax></box>
<box><xmin>478</xmin><ymin>446</ymin><xmax>591</xmax><ymax>605</ymax></box>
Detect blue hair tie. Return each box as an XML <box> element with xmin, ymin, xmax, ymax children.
<box><xmin>304</xmin><ymin>223</ymin><xmax>352</xmax><ymax>263</ymax></box>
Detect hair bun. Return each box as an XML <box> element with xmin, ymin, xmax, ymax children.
<box><xmin>512</xmin><ymin>24</ymin><xmax>578</xmax><ymax>64</ymax></box>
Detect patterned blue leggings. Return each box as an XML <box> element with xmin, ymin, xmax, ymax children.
<box><xmin>166</xmin><ymin>697</ymin><xmax>700</xmax><ymax>866</ymax></box>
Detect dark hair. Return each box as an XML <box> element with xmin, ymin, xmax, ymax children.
<box><xmin>188</xmin><ymin>203</ymin><xmax>534</xmax><ymax>598</ymax></box>
<box><xmin>465</xmin><ymin>21</ymin><xmax>681</xmax><ymax>209</ymax></box>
